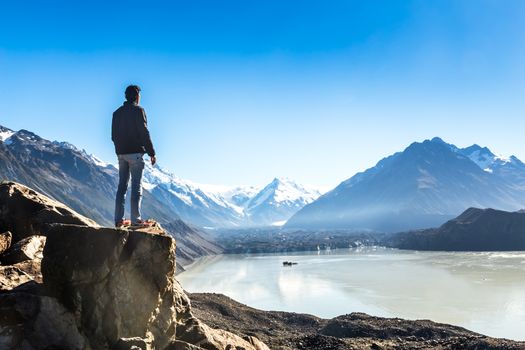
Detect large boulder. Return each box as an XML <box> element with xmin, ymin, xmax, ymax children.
<box><xmin>0</xmin><ymin>181</ymin><xmax>98</xmax><ymax>243</ymax></box>
<box><xmin>42</xmin><ymin>224</ymin><xmax>178</xmax><ymax>349</ymax></box>
<box><xmin>40</xmin><ymin>223</ymin><xmax>268</xmax><ymax>350</ymax></box>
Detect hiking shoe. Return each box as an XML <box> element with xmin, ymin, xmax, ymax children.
<box><xmin>131</xmin><ymin>219</ymin><xmax>156</xmax><ymax>227</ymax></box>
<box><xmin>115</xmin><ymin>219</ymin><xmax>131</xmax><ymax>228</ymax></box>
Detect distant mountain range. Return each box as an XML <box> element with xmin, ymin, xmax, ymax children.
<box><xmin>286</xmin><ymin>137</ymin><xmax>525</xmax><ymax>232</ymax></box>
<box><xmin>142</xmin><ymin>162</ymin><xmax>322</xmax><ymax>228</ymax></box>
<box><xmin>0</xmin><ymin>125</ymin><xmax>322</xmax><ymax>229</ymax></box>
<box><xmin>5</xmin><ymin>125</ymin><xmax>525</xmax><ymax>235</ymax></box>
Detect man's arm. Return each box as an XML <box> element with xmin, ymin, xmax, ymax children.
<box><xmin>111</xmin><ymin>113</ymin><xmax>116</xmax><ymax>142</ymax></box>
<box><xmin>136</xmin><ymin>108</ymin><xmax>156</xmax><ymax>159</ymax></box>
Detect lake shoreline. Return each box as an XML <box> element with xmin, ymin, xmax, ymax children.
<box><xmin>189</xmin><ymin>291</ymin><xmax>525</xmax><ymax>350</ymax></box>
<box><xmin>180</xmin><ymin>248</ymin><xmax>525</xmax><ymax>342</ymax></box>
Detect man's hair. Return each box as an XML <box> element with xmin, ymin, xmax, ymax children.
<box><xmin>125</xmin><ymin>85</ymin><xmax>141</xmax><ymax>102</ymax></box>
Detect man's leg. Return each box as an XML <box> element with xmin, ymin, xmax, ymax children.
<box><xmin>114</xmin><ymin>155</ymin><xmax>130</xmax><ymax>225</ymax></box>
<box><xmin>129</xmin><ymin>153</ymin><xmax>145</xmax><ymax>224</ymax></box>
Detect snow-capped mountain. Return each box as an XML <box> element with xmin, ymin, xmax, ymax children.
<box><xmin>459</xmin><ymin>144</ymin><xmax>525</xmax><ymax>186</ymax></box>
<box><xmin>141</xmin><ymin>163</ymin><xmax>245</xmax><ymax>228</ymax></box>
<box><xmin>460</xmin><ymin>144</ymin><xmax>508</xmax><ymax>173</ymax></box>
<box><xmin>141</xmin><ymin>165</ymin><xmax>324</xmax><ymax>227</ymax></box>
<box><xmin>1</xmin><ymin>124</ymin><xmax>323</xmax><ymax>229</ymax></box>
<box><xmin>200</xmin><ymin>184</ymin><xmax>261</xmax><ymax>212</ymax></box>
<box><xmin>243</xmin><ymin>178</ymin><xmax>321</xmax><ymax>226</ymax></box>
<box><xmin>286</xmin><ymin>137</ymin><xmax>525</xmax><ymax>232</ymax></box>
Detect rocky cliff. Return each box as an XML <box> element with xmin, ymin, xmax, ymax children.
<box><xmin>0</xmin><ymin>182</ymin><xmax>268</xmax><ymax>350</ymax></box>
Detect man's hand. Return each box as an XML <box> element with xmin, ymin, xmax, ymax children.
<box><xmin>151</xmin><ymin>156</ymin><xmax>157</xmax><ymax>166</ymax></box>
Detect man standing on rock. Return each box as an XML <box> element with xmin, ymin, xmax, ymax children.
<box><xmin>111</xmin><ymin>85</ymin><xmax>156</xmax><ymax>227</ymax></box>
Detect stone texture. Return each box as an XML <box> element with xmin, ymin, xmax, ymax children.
<box><xmin>0</xmin><ymin>235</ymin><xmax>46</xmax><ymax>265</ymax></box>
<box><xmin>0</xmin><ymin>231</ymin><xmax>11</xmax><ymax>254</ymax></box>
<box><xmin>11</xmin><ymin>259</ymin><xmax>43</xmax><ymax>284</ymax></box>
<box><xmin>0</xmin><ymin>291</ymin><xmax>88</xmax><ymax>350</ymax></box>
<box><xmin>0</xmin><ymin>181</ymin><xmax>98</xmax><ymax>243</ymax></box>
<box><xmin>166</xmin><ymin>340</ymin><xmax>205</xmax><ymax>350</ymax></box>
<box><xmin>42</xmin><ymin>224</ymin><xmax>178</xmax><ymax>350</ymax></box>
<box><xmin>0</xmin><ymin>266</ymin><xmax>33</xmax><ymax>291</ymax></box>
<box><xmin>113</xmin><ymin>337</ymin><xmax>150</xmax><ymax>350</ymax></box>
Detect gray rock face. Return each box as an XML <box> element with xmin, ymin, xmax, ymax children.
<box><xmin>0</xmin><ymin>182</ymin><xmax>98</xmax><ymax>243</ymax></box>
<box><xmin>42</xmin><ymin>224</ymin><xmax>178</xmax><ymax>349</ymax></box>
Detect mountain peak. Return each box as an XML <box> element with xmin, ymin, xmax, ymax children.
<box><xmin>269</xmin><ymin>177</ymin><xmax>295</xmax><ymax>187</ymax></box>
<box><xmin>430</xmin><ymin>136</ymin><xmax>446</xmax><ymax>144</ymax></box>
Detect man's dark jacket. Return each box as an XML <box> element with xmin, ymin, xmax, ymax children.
<box><xmin>112</xmin><ymin>101</ymin><xmax>155</xmax><ymax>157</ymax></box>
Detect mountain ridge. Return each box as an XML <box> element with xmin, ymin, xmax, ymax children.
<box><xmin>0</xmin><ymin>124</ymin><xmax>323</xmax><ymax>229</ymax></box>
<box><xmin>286</xmin><ymin>137</ymin><xmax>525</xmax><ymax>232</ymax></box>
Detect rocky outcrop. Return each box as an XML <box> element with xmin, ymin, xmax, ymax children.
<box><xmin>42</xmin><ymin>224</ymin><xmax>178</xmax><ymax>349</ymax></box>
<box><xmin>0</xmin><ymin>182</ymin><xmax>98</xmax><ymax>243</ymax></box>
<box><xmin>0</xmin><ymin>183</ymin><xmax>268</xmax><ymax>350</ymax></box>
<box><xmin>385</xmin><ymin>207</ymin><xmax>525</xmax><ymax>251</ymax></box>
<box><xmin>1</xmin><ymin>222</ymin><xmax>268</xmax><ymax>350</ymax></box>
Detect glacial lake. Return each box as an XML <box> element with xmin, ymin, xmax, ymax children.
<box><xmin>178</xmin><ymin>247</ymin><xmax>525</xmax><ymax>341</ymax></box>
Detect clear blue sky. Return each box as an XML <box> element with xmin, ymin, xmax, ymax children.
<box><xmin>1</xmin><ymin>0</ymin><xmax>524</xmax><ymax>188</ymax></box>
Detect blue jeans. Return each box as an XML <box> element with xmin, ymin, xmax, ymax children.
<box><xmin>114</xmin><ymin>153</ymin><xmax>145</xmax><ymax>225</ymax></box>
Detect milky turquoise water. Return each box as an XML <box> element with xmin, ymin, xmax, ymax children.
<box><xmin>178</xmin><ymin>247</ymin><xmax>525</xmax><ymax>341</ymax></box>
